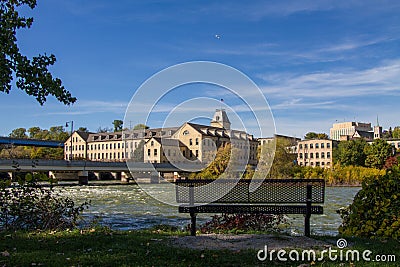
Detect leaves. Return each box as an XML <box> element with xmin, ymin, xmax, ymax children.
<box><xmin>0</xmin><ymin>0</ymin><xmax>76</xmax><ymax>105</ymax></box>
<box><xmin>0</xmin><ymin>174</ymin><xmax>90</xmax><ymax>231</ymax></box>
<box><xmin>338</xmin><ymin>165</ymin><xmax>400</xmax><ymax>238</ymax></box>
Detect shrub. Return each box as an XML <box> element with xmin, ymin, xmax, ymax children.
<box><xmin>196</xmin><ymin>213</ymin><xmax>288</xmax><ymax>234</ymax></box>
<box><xmin>338</xmin><ymin>166</ymin><xmax>400</xmax><ymax>239</ymax></box>
<box><xmin>0</xmin><ymin>173</ymin><xmax>89</xmax><ymax>231</ymax></box>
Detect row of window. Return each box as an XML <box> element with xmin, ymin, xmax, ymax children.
<box><xmin>299</xmin><ymin>142</ymin><xmax>331</xmax><ymax>149</ymax></box>
<box><xmin>299</xmin><ymin>161</ymin><xmax>331</xmax><ymax>167</ymax></box>
<box><xmin>89</xmin><ymin>152</ymin><xmax>125</xmax><ymax>160</ymax></box>
<box><xmin>147</xmin><ymin>148</ymin><xmax>200</xmax><ymax>158</ymax></box>
<box><xmin>299</xmin><ymin>152</ymin><xmax>331</xmax><ymax>159</ymax></box>
<box><xmin>66</xmin><ymin>142</ymin><xmax>126</xmax><ymax>151</ymax></box>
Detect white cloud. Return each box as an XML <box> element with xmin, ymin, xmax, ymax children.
<box><xmin>260</xmin><ymin>59</ymin><xmax>400</xmax><ymax>99</ymax></box>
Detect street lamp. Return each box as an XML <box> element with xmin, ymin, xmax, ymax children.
<box><xmin>66</xmin><ymin>121</ymin><xmax>74</xmax><ymax>160</ymax></box>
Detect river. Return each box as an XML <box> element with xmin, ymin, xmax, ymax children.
<box><xmin>59</xmin><ymin>183</ymin><xmax>360</xmax><ymax>236</ymax></box>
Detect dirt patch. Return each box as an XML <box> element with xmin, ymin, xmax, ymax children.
<box><xmin>170</xmin><ymin>234</ymin><xmax>333</xmax><ymax>251</ymax></box>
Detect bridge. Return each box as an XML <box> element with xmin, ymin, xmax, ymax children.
<box><xmin>0</xmin><ymin>159</ymin><xmax>181</xmax><ymax>172</ymax></box>
<box><xmin>0</xmin><ymin>159</ymin><xmax>183</xmax><ymax>184</ymax></box>
<box><xmin>0</xmin><ymin>137</ymin><xmax>64</xmax><ymax>148</ymax></box>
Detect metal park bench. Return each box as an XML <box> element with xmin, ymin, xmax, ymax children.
<box><xmin>175</xmin><ymin>179</ymin><xmax>325</xmax><ymax>237</ymax></box>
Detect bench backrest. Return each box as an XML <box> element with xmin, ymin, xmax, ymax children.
<box><xmin>175</xmin><ymin>179</ymin><xmax>325</xmax><ymax>204</ymax></box>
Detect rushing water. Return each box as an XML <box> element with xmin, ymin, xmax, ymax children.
<box><xmin>60</xmin><ymin>183</ymin><xmax>360</xmax><ymax>236</ymax></box>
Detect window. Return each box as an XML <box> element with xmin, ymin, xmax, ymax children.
<box><xmin>299</xmin><ymin>144</ymin><xmax>303</xmax><ymax>149</ymax></box>
<box><xmin>305</xmin><ymin>144</ymin><xmax>308</xmax><ymax>149</ymax></box>
<box><xmin>327</xmin><ymin>152</ymin><xmax>331</xmax><ymax>159</ymax></box>
<box><xmin>321</xmin><ymin>143</ymin><xmax>324</xmax><ymax>148</ymax></box>
<box><xmin>315</xmin><ymin>143</ymin><xmax>319</xmax><ymax>149</ymax></box>
<box><xmin>154</xmin><ymin>149</ymin><xmax>158</xmax><ymax>156</ymax></box>
<box><xmin>151</xmin><ymin>141</ymin><xmax>154</xmax><ymax>146</ymax></box>
<box><xmin>183</xmin><ymin>130</ymin><xmax>189</xmax><ymax>135</ymax></box>
<box><xmin>118</xmin><ymin>143</ymin><xmax>120</xmax><ymax>149</ymax></box>
<box><xmin>327</xmin><ymin>143</ymin><xmax>331</xmax><ymax>148</ymax></box>
<box><xmin>299</xmin><ymin>153</ymin><xmax>303</xmax><ymax>159</ymax></box>
<box><xmin>305</xmin><ymin>153</ymin><xmax>308</xmax><ymax>159</ymax></box>
<box><xmin>310</xmin><ymin>153</ymin><xmax>314</xmax><ymax>159</ymax></box>
<box><xmin>102</xmin><ymin>144</ymin><xmax>104</xmax><ymax>150</ymax></box>
<box><xmin>106</xmin><ymin>144</ymin><xmax>108</xmax><ymax>150</ymax></box>
<box><xmin>195</xmin><ymin>150</ymin><xmax>199</xmax><ymax>157</ymax></box>
<box><xmin>189</xmin><ymin>150</ymin><xmax>193</xmax><ymax>158</ymax></box>
<box><xmin>189</xmin><ymin>139</ymin><xmax>193</xmax><ymax>145</ymax></box>
<box><xmin>195</xmin><ymin>138</ymin><xmax>199</xmax><ymax>145</ymax></box>
<box><xmin>310</xmin><ymin>144</ymin><xmax>314</xmax><ymax>149</ymax></box>
<box><xmin>316</xmin><ymin>152</ymin><xmax>319</xmax><ymax>159</ymax></box>
<box><xmin>321</xmin><ymin>152</ymin><xmax>325</xmax><ymax>159</ymax></box>
<box><xmin>147</xmin><ymin>149</ymin><xmax>151</xmax><ymax>156</ymax></box>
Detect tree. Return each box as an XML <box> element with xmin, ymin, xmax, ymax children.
<box><xmin>0</xmin><ymin>0</ymin><xmax>76</xmax><ymax>105</ymax></box>
<box><xmin>364</xmin><ymin>139</ymin><xmax>393</xmax><ymax>169</ymax></box>
<box><xmin>392</xmin><ymin>126</ymin><xmax>400</xmax><ymax>139</ymax></box>
<box><xmin>133</xmin><ymin>124</ymin><xmax>149</xmax><ymax>130</ymax></box>
<box><xmin>132</xmin><ymin>140</ymin><xmax>145</xmax><ymax>162</ymax></box>
<box><xmin>77</xmin><ymin>127</ymin><xmax>89</xmax><ymax>132</ymax></box>
<box><xmin>97</xmin><ymin>126</ymin><xmax>112</xmax><ymax>133</ymax></box>
<box><xmin>28</xmin><ymin>126</ymin><xmax>41</xmax><ymax>138</ymax></box>
<box><xmin>304</xmin><ymin>132</ymin><xmax>329</xmax><ymax>140</ymax></box>
<box><xmin>190</xmin><ymin>144</ymin><xmax>233</xmax><ymax>179</ymax></box>
<box><xmin>255</xmin><ymin>138</ymin><xmax>296</xmax><ymax>178</ymax></box>
<box><xmin>338</xmin><ymin>166</ymin><xmax>400</xmax><ymax>238</ymax></box>
<box><xmin>112</xmin><ymin>120</ymin><xmax>123</xmax><ymax>132</ymax></box>
<box><xmin>334</xmin><ymin>139</ymin><xmax>367</xmax><ymax>166</ymax></box>
<box><xmin>9</xmin><ymin>128</ymin><xmax>27</xmax><ymax>139</ymax></box>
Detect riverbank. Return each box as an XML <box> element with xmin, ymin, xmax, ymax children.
<box><xmin>0</xmin><ymin>228</ymin><xmax>398</xmax><ymax>266</ymax></box>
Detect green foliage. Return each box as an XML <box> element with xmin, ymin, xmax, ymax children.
<box><xmin>190</xmin><ymin>144</ymin><xmax>232</xmax><ymax>179</ymax></box>
<box><xmin>112</xmin><ymin>120</ymin><xmax>123</xmax><ymax>132</ymax></box>
<box><xmin>0</xmin><ymin>174</ymin><xmax>89</xmax><ymax>231</ymax></box>
<box><xmin>9</xmin><ymin>128</ymin><xmax>27</xmax><ymax>139</ymax></box>
<box><xmin>323</xmin><ymin>164</ymin><xmax>386</xmax><ymax>185</ymax></box>
<box><xmin>133</xmin><ymin>124</ymin><xmax>149</xmax><ymax>130</ymax></box>
<box><xmin>364</xmin><ymin>139</ymin><xmax>393</xmax><ymax>169</ymax></box>
<box><xmin>291</xmin><ymin>164</ymin><xmax>386</xmax><ymax>185</ymax></box>
<box><xmin>256</xmin><ymin>138</ymin><xmax>296</xmax><ymax>178</ymax></box>
<box><xmin>132</xmin><ymin>140</ymin><xmax>145</xmax><ymax>162</ymax></box>
<box><xmin>0</xmin><ymin>0</ymin><xmax>76</xmax><ymax>105</ymax></box>
<box><xmin>392</xmin><ymin>126</ymin><xmax>400</xmax><ymax>139</ymax></box>
<box><xmin>197</xmin><ymin>213</ymin><xmax>288</xmax><ymax>234</ymax></box>
<box><xmin>334</xmin><ymin>139</ymin><xmax>367</xmax><ymax>166</ymax></box>
<box><xmin>338</xmin><ymin>166</ymin><xmax>400</xmax><ymax>239</ymax></box>
<box><xmin>304</xmin><ymin>132</ymin><xmax>329</xmax><ymax>140</ymax></box>
<box><xmin>1</xmin><ymin>126</ymin><xmax>69</xmax><ymax>160</ymax></box>
<box><xmin>77</xmin><ymin>127</ymin><xmax>89</xmax><ymax>132</ymax></box>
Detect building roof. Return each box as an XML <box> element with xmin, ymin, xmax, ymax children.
<box><xmin>185</xmin><ymin>122</ymin><xmax>256</xmax><ymax>141</ymax></box>
<box><xmin>75</xmin><ymin>131</ymin><xmax>92</xmax><ymax>141</ymax></box>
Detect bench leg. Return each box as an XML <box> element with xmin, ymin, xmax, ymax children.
<box><xmin>304</xmin><ymin>214</ymin><xmax>310</xmax><ymax>237</ymax></box>
<box><xmin>190</xmin><ymin>210</ymin><xmax>196</xmax><ymax>236</ymax></box>
<box><xmin>305</xmin><ymin>184</ymin><xmax>312</xmax><ymax>237</ymax></box>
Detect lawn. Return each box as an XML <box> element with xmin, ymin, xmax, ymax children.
<box><xmin>0</xmin><ymin>227</ymin><xmax>399</xmax><ymax>266</ymax></box>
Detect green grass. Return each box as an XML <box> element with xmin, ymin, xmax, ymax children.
<box><xmin>0</xmin><ymin>227</ymin><xmax>399</xmax><ymax>266</ymax></box>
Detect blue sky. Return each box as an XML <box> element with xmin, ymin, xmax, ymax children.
<box><xmin>2</xmin><ymin>0</ymin><xmax>400</xmax><ymax>138</ymax></box>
